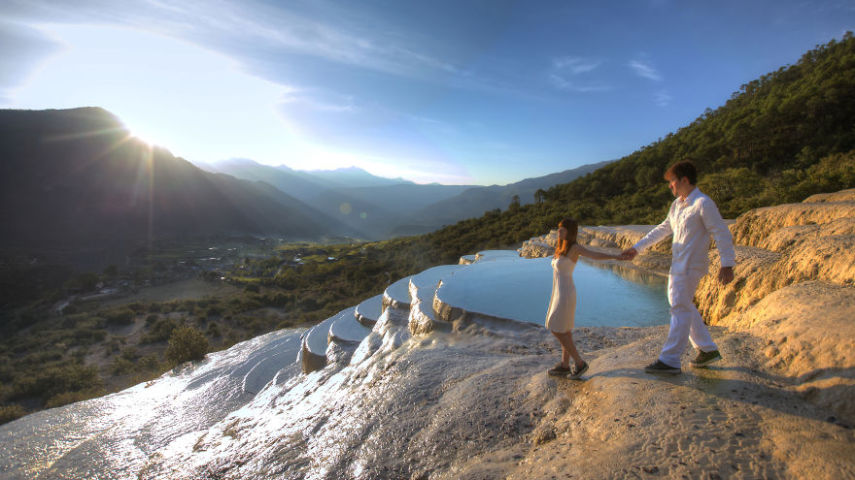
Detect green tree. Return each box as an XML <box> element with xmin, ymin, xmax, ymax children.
<box><xmin>165</xmin><ymin>326</ymin><xmax>209</xmax><ymax>365</ymax></box>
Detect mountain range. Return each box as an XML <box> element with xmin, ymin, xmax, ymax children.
<box><xmin>0</xmin><ymin>108</ymin><xmax>351</xmax><ymax>262</ymax></box>
<box><xmin>0</xmin><ymin>107</ymin><xmax>610</xmax><ymax>263</ymax></box>
<box><xmin>205</xmin><ymin>158</ymin><xmax>610</xmax><ymax>238</ymax></box>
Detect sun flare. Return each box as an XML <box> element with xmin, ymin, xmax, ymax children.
<box><xmin>127</xmin><ymin>129</ymin><xmax>155</xmax><ymax>147</ymax></box>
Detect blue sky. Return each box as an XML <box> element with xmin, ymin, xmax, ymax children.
<box><xmin>1</xmin><ymin>1</ymin><xmax>853</xmax><ymax>185</ymax></box>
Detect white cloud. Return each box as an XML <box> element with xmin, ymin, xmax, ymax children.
<box><xmin>0</xmin><ymin>0</ymin><xmax>460</xmax><ymax>80</ymax></box>
<box><xmin>628</xmin><ymin>59</ymin><xmax>662</xmax><ymax>81</ymax></box>
<box><xmin>548</xmin><ymin>55</ymin><xmax>609</xmax><ymax>93</ymax></box>
<box><xmin>654</xmin><ymin>90</ymin><xmax>673</xmax><ymax>106</ymax></box>
<box><xmin>280</xmin><ymin>89</ymin><xmax>357</xmax><ymax>113</ymax></box>
<box><xmin>548</xmin><ymin>74</ymin><xmax>611</xmax><ymax>93</ymax></box>
<box><xmin>552</xmin><ymin>56</ymin><xmax>602</xmax><ymax>74</ymax></box>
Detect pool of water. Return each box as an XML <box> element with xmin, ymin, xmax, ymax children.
<box><xmin>436</xmin><ymin>254</ymin><xmax>669</xmax><ymax>327</ymax></box>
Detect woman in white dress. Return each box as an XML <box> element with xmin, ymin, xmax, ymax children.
<box><xmin>547</xmin><ymin>218</ymin><xmax>621</xmax><ymax>379</ymax></box>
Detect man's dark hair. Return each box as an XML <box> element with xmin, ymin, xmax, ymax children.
<box><xmin>664</xmin><ymin>160</ymin><xmax>697</xmax><ymax>185</ymax></box>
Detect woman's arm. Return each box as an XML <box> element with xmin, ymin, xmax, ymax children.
<box><xmin>571</xmin><ymin>243</ymin><xmax>620</xmax><ymax>261</ymax></box>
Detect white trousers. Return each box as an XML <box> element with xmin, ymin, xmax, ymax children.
<box><xmin>659</xmin><ymin>268</ymin><xmax>718</xmax><ymax>367</ymax></box>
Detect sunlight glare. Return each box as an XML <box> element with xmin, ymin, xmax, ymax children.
<box><xmin>4</xmin><ymin>23</ymin><xmax>474</xmax><ymax>184</ymax></box>
<box><xmin>7</xmin><ymin>24</ymin><xmax>298</xmax><ymax>165</ymax></box>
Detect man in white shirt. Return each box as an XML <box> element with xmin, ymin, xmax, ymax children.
<box><xmin>621</xmin><ymin>160</ymin><xmax>735</xmax><ymax>374</ymax></box>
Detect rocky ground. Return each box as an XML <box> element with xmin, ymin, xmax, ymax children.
<box><xmin>503</xmin><ymin>188</ymin><xmax>855</xmax><ymax>479</ymax></box>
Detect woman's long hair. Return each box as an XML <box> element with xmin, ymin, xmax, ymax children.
<box><xmin>554</xmin><ymin>218</ymin><xmax>578</xmax><ymax>257</ymax></box>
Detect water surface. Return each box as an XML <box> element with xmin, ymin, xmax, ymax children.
<box><xmin>436</xmin><ymin>255</ymin><xmax>669</xmax><ymax>327</ymax></box>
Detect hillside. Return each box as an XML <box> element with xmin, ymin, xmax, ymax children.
<box><xmin>397</xmin><ymin>160</ymin><xmax>612</xmax><ymax>234</ymax></box>
<box><xmin>0</xmin><ymin>108</ymin><xmax>350</xmax><ymax>261</ymax></box>
<box><xmin>403</xmin><ymin>32</ymin><xmax>855</xmax><ymax>261</ymax></box>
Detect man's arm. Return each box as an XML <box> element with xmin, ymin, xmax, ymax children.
<box><xmin>621</xmin><ymin>216</ymin><xmax>673</xmax><ymax>260</ymax></box>
<box><xmin>700</xmin><ymin>197</ymin><xmax>736</xmax><ymax>284</ymax></box>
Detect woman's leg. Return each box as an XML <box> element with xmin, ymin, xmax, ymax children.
<box><xmin>551</xmin><ymin>330</ymin><xmax>583</xmax><ymax>367</ymax></box>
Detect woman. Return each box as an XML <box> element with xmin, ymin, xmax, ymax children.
<box><xmin>546</xmin><ymin>218</ymin><xmax>620</xmax><ymax>379</ymax></box>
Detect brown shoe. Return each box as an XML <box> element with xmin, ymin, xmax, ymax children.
<box><xmin>567</xmin><ymin>361</ymin><xmax>589</xmax><ymax>380</ymax></box>
<box><xmin>547</xmin><ymin>363</ymin><xmax>571</xmax><ymax>377</ymax></box>
<box><xmin>690</xmin><ymin>349</ymin><xmax>722</xmax><ymax>368</ymax></box>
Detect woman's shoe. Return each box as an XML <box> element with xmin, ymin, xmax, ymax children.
<box><xmin>567</xmin><ymin>361</ymin><xmax>588</xmax><ymax>380</ymax></box>
<box><xmin>547</xmin><ymin>363</ymin><xmax>571</xmax><ymax>376</ymax></box>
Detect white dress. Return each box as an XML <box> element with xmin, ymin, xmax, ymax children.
<box><xmin>545</xmin><ymin>255</ymin><xmax>577</xmax><ymax>333</ymax></box>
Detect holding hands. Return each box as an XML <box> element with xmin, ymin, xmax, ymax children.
<box><xmin>618</xmin><ymin>247</ymin><xmax>735</xmax><ymax>285</ymax></box>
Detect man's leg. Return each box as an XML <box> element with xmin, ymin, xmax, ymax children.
<box><xmin>659</xmin><ymin>270</ymin><xmax>707</xmax><ymax>367</ymax></box>
<box><xmin>688</xmin><ymin>309</ymin><xmax>717</xmax><ymax>352</ymax></box>
<box><xmin>686</xmin><ymin>269</ymin><xmax>718</xmax><ymax>353</ymax></box>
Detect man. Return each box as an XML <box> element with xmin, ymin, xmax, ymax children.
<box><xmin>621</xmin><ymin>160</ymin><xmax>735</xmax><ymax>374</ymax></box>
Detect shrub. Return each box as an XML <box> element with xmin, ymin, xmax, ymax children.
<box><xmin>11</xmin><ymin>363</ymin><xmax>103</xmax><ymax>402</ymax></box>
<box><xmin>0</xmin><ymin>404</ymin><xmax>27</xmax><ymax>425</ymax></box>
<box><xmin>127</xmin><ymin>302</ymin><xmax>146</xmax><ymax>313</ymax></box>
<box><xmin>61</xmin><ymin>313</ymin><xmax>87</xmax><ymax>328</ymax></box>
<box><xmin>206</xmin><ymin>322</ymin><xmax>222</xmax><ymax>338</ymax></box>
<box><xmin>138</xmin><ymin>354</ymin><xmax>161</xmax><ymax>371</ymax></box>
<box><xmin>267</xmin><ymin>293</ymin><xmax>290</xmax><ymax>307</ymax></box>
<box><xmin>45</xmin><ymin>389</ymin><xmax>104</xmax><ymax>409</ymax></box>
<box><xmin>110</xmin><ymin>356</ymin><xmax>135</xmax><ymax>375</ymax></box>
<box><xmin>165</xmin><ymin>326</ymin><xmax>209</xmax><ymax>365</ymax></box>
<box><xmin>179</xmin><ymin>300</ymin><xmax>197</xmax><ymax>311</ymax></box>
<box><xmin>141</xmin><ymin>317</ymin><xmax>179</xmax><ymax>344</ymax></box>
<box><xmin>72</xmin><ymin>328</ymin><xmax>107</xmax><ymax>345</ymax></box>
<box><xmin>105</xmin><ymin>308</ymin><xmax>135</xmax><ymax>326</ymax></box>
<box><xmin>120</xmin><ymin>347</ymin><xmax>139</xmax><ymax>361</ymax></box>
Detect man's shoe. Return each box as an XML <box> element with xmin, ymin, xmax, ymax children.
<box><xmin>690</xmin><ymin>349</ymin><xmax>722</xmax><ymax>368</ymax></box>
<box><xmin>644</xmin><ymin>360</ymin><xmax>681</xmax><ymax>374</ymax></box>
<box><xmin>547</xmin><ymin>363</ymin><xmax>571</xmax><ymax>377</ymax></box>
<box><xmin>567</xmin><ymin>361</ymin><xmax>589</xmax><ymax>380</ymax></box>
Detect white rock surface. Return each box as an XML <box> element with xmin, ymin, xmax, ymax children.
<box><xmin>303</xmin><ymin>314</ymin><xmax>337</xmax><ymax>358</ymax></box>
<box><xmin>355</xmin><ymin>294</ymin><xmax>383</xmax><ymax>327</ymax></box>
<box><xmin>383</xmin><ymin>275</ymin><xmax>412</xmax><ymax>308</ymax></box>
<box><xmin>328</xmin><ymin>307</ymin><xmax>369</xmax><ymax>344</ymax></box>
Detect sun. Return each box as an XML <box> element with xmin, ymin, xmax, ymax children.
<box><xmin>126</xmin><ymin>125</ymin><xmax>159</xmax><ymax>148</ymax></box>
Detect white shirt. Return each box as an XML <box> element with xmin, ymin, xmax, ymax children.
<box><xmin>633</xmin><ymin>187</ymin><xmax>735</xmax><ymax>274</ymax></box>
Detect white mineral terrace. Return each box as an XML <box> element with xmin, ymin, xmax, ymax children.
<box><xmin>383</xmin><ymin>275</ymin><xmax>412</xmax><ymax>309</ymax></box>
<box><xmin>328</xmin><ymin>307</ymin><xmax>370</xmax><ymax>344</ymax></box>
<box><xmin>303</xmin><ymin>313</ymin><xmax>336</xmax><ymax>357</ymax></box>
<box><xmin>354</xmin><ymin>294</ymin><xmax>382</xmax><ymax>327</ymax></box>
<box><xmin>0</xmin><ymin>249</ymin><xmax>670</xmax><ymax>479</ymax></box>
